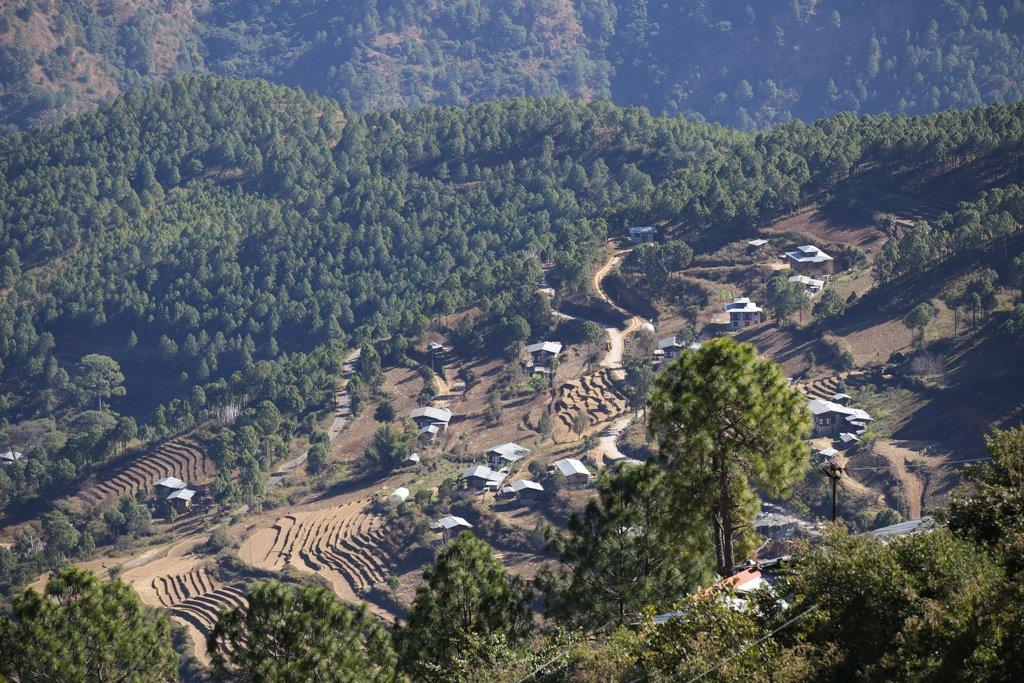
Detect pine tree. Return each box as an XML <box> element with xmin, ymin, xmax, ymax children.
<box><xmin>649</xmin><ymin>338</ymin><xmax>810</xmax><ymax>576</ymax></box>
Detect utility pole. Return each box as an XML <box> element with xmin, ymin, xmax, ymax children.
<box><xmin>820</xmin><ymin>455</ymin><xmax>847</xmax><ymax>522</ymax></box>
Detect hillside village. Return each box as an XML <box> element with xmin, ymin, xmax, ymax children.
<box><xmin>4</xmin><ymin>161</ymin><xmax>1019</xmax><ymax>669</ymax></box>
<box><xmin>0</xmin><ymin>68</ymin><xmax>1023</xmax><ymax>677</ymax></box>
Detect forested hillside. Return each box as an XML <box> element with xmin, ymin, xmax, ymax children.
<box><xmin>3</xmin><ymin>1</ymin><xmax>1024</xmax><ymax>131</ymax></box>
<box><xmin>1</xmin><ymin>75</ymin><xmax>1024</xmax><ymax>515</ymax></box>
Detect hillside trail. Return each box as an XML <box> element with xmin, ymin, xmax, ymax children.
<box><xmin>552</xmin><ymin>245</ymin><xmax>650</xmax><ymax>465</ymax></box>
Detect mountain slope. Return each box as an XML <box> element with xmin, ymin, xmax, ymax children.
<box><xmin>3</xmin><ymin>1</ymin><xmax>1024</xmax><ymax>130</ymax></box>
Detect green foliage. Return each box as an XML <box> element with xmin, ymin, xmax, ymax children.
<box><xmin>787</xmin><ymin>527</ymin><xmax>1006</xmax><ymax>680</ymax></box>
<box><xmin>621</xmin><ymin>240</ymin><xmax>694</xmax><ymax>292</ymax></box>
<box><xmin>74</xmin><ymin>354</ymin><xmax>126</xmax><ymax>409</ymax></box>
<box><xmin>8</xmin><ymin>1</ymin><xmax>1024</xmax><ymax>132</ymax></box>
<box><xmin>306</xmin><ymin>441</ymin><xmax>330</xmax><ymax>476</ymax></box>
<box><xmin>649</xmin><ymin>338</ymin><xmax>810</xmax><ymax>575</ymax></box>
<box><xmin>947</xmin><ymin>426</ymin><xmax>1024</xmax><ymax>574</ymax></box>
<box><xmin>363</xmin><ymin>424</ymin><xmax>416</xmax><ymax>470</ymax></box>
<box><xmin>623</xmin><ymin>354</ymin><xmax>655</xmax><ymax>410</ymax></box>
<box><xmin>765</xmin><ymin>274</ymin><xmax>810</xmax><ymax>321</ymax></box>
<box><xmin>812</xmin><ymin>287</ymin><xmax>847</xmax><ymax>320</ymax></box>
<box><xmin>540</xmin><ymin>464</ymin><xmax>710</xmax><ymax>628</ymax></box>
<box><xmin>904</xmin><ymin>301</ymin><xmax>937</xmax><ymax>345</ymax></box>
<box><xmin>574</xmin><ymin>594</ymin><xmax>796</xmax><ymax>682</ymax></box>
<box><xmin>0</xmin><ymin>567</ymin><xmax>178</xmax><ymax>682</ymax></box>
<box><xmin>357</xmin><ymin>345</ymin><xmax>386</xmax><ymax>390</ymax></box>
<box><xmin>209</xmin><ymin>581</ymin><xmax>401</xmax><ymax>682</ymax></box>
<box><xmin>397</xmin><ymin>533</ymin><xmax>533</xmax><ymax>678</ymax></box>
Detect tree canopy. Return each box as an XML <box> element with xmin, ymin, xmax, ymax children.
<box><xmin>209</xmin><ymin>581</ymin><xmax>402</xmax><ymax>682</ymax></box>
<box><xmin>0</xmin><ymin>567</ymin><xmax>178</xmax><ymax>682</ymax></box>
<box><xmin>648</xmin><ymin>338</ymin><xmax>811</xmax><ymax>575</ymax></box>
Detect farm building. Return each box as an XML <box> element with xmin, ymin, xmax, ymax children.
<box><xmin>656</xmin><ymin>336</ymin><xmax>686</xmax><ymax>359</ymax></box>
<box><xmin>430</xmin><ymin>515</ymin><xmax>473</xmax><ymax>542</ymax></box>
<box><xmin>830</xmin><ymin>393</ymin><xmax>852</xmax><ymax>406</ymax></box>
<box><xmin>725</xmin><ymin>298</ymin><xmax>763</xmax><ymax>330</ymax></box>
<box><xmin>155</xmin><ymin>476</ymin><xmax>187</xmax><ymax>494</ymax></box>
<box><xmin>500</xmin><ymin>479</ymin><xmax>545</xmax><ymax>502</ymax></box>
<box><xmin>628</xmin><ymin>225</ymin><xmax>657</xmax><ymax>243</ymax></box>
<box><xmin>410</xmin><ymin>406</ymin><xmax>453</xmax><ymax>439</ymax></box>
<box><xmin>653</xmin><ymin>567</ymin><xmax>773</xmax><ymax>623</ymax></box>
<box><xmin>427</xmin><ymin>341</ymin><xmax>449</xmax><ymax>356</ymax></box>
<box><xmin>526</xmin><ymin>341</ymin><xmax>562</xmax><ymax>365</ymax></box>
<box><xmin>838</xmin><ymin>432</ymin><xmax>861</xmax><ymax>449</ymax></box>
<box><xmin>388</xmin><ymin>487</ymin><xmax>410</xmax><ymax>505</ymax></box>
<box><xmin>789</xmin><ymin>274</ymin><xmax>825</xmax><ymax>295</ymax></box>
<box><xmin>785</xmin><ymin>245</ymin><xmax>835</xmax><ymax>277</ymax></box>
<box><xmin>807</xmin><ymin>399</ymin><xmax>873</xmax><ymax>438</ymax></box>
<box><xmin>551</xmin><ymin>458</ymin><xmax>592</xmax><ymax>487</ymax></box>
<box><xmin>167</xmin><ymin>488</ymin><xmax>195</xmax><ymax>513</ymax></box>
<box><xmin>815</xmin><ymin>446</ymin><xmax>839</xmax><ymax>463</ymax></box>
<box><xmin>402</xmin><ymin>452</ymin><xmax>420</xmax><ymax>467</ymax></box>
<box><xmin>487</xmin><ymin>442</ymin><xmax>530</xmax><ymax>470</ymax></box>
<box><xmin>747</xmin><ymin>238</ymin><xmax>769</xmax><ymax>249</ymax></box>
<box><xmin>1</xmin><ymin>450</ymin><xmax>24</xmax><ymax>465</ymax></box>
<box><xmin>461</xmin><ymin>465</ymin><xmax>507</xmax><ymax>490</ymax></box>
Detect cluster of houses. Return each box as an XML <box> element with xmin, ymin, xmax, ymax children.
<box><xmin>154</xmin><ymin>476</ymin><xmax>198</xmax><ymax>514</ymax></box>
<box><xmin>460</xmin><ymin>442</ymin><xmax>540</xmax><ymax>498</ymax></box>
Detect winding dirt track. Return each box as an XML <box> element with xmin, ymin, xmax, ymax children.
<box><xmin>549</xmin><ymin>246</ymin><xmax>651</xmax><ymax>464</ymax></box>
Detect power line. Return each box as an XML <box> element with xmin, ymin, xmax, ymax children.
<box><xmin>679</xmin><ymin>604</ymin><xmax>820</xmax><ymax>683</ymax></box>
<box><xmin>848</xmin><ymin>456</ymin><xmax>991</xmax><ymax>472</ymax></box>
<box><xmin>513</xmin><ymin>623</ymin><xmax>612</xmax><ymax>683</ymax></box>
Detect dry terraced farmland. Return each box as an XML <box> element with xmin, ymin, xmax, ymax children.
<box><xmin>239</xmin><ymin>500</ymin><xmax>394</xmax><ymax>607</ymax></box>
<box><xmin>553</xmin><ymin>368</ymin><xmax>629</xmax><ymax>438</ymax></box>
<box><xmin>74</xmin><ymin>437</ymin><xmax>215</xmax><ymax>507</ymax></box>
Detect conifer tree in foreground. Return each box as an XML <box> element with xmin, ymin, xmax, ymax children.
<box><xmin>649</xmin><ymin>338</ymin><xmax>810</xmax><ymax>576</ymax></box>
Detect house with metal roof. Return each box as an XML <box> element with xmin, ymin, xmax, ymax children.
<box><xmin>167</xmin><ymin>488</ymin><xmax>196</xmax><ymax>513</ymax></box>
<box><xmin>550</xmin><ymin>458</ymin><xmax>592</xmax><ymax>487</ymax></box>
<box><xmin>1</xmin><ymin>450</ymin><xmax>24</xmax><ymax>465</ymax></box>
<box><xmin>526</xmin><ymin>341</ymin><xmax>562</xmax><ymax>365</ymax></box>
<box><xmin>789</xmin><ymin>273</ymin><xmax>825</xmax><ymax>295</ymax></box>
<box><xmin>410</xmin><ymin>406</ymin><xmax>453</xmax><ymax>441</ymax></box>
<box><xmin>486</xmin><ymin>442</ymin><xmax>530</xmax><ymax>470</ymax></box>
<box><xmin>628</xmin><ymin>225</ymin><xmax>657</xmax><ymax>243</ymax></box>
<box><xmin>865</xmin><ymin>516</ymin><xmax>935</xmax><ymax>541</ymax></box>
<box><xmin>155</xmin><ymin>476</ymin><xmax>187</xmax><ymax>492</ymax></box>
<box><xmin>807</xmin><ymin>399</ymin><xmax>872</xmax><ymax>438</ymax></box>
<box><xmin>461</xmin><ymin>465</ymin><xmax>507</xmax><ymax>489</ymax></box>
<box><xmin>430</xmin><ymin>514</ymin><xmax>473</xmax><ymax>541</ymax></box>
<box><xmin>785</xmin><ymin>245</ymin><xmax>835</xmax><ymax>277</ymax></box>
<box><xmin>500</xmin><ymin>479</ymin><xmax>545</xmax><ymax>501</ymax></box>
<box><xmin>725</xmin><ymin>297</ymin><xmax>763</xmax><ymax>330</ymax></box>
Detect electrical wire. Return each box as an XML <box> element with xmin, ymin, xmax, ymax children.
<box><xmin>679</xmin><ymin>606</ymin><xmax>823</xmax><ymax>679</ymax></box>
<box><xmin>848</xmin><ymin>456</ymin><xmax>991</xmax><ymax>471</ymax></box>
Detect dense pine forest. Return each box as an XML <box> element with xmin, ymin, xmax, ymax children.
<box><xmin>3</xmin><ymin>1</ymin><xmax>1024</xmax><ymax>131</ymax></box>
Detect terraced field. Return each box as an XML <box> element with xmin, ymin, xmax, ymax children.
<box><xmin>240</xmin><ymin>500</ymin><xmax>394</xmax><ymax>604</ymax></box>
<box><xmin>797</xmin><ymin>371</ymin><xmax>868</xmax><ymax>401</ymax></box>
<box><xmin>552</xmin><ymin>367</ymin><xmax>630</xmax><ymax>437</ymax></box>
<box><xmin>170</xmin><ymin>584</ymin><xmax>248</xmax><ymax>647</ymax></box>
<box><xmin>128</xmin><ymin>557</ymin><xmax>246</xmax><ymax>663</ymax></box>
<box><xmin>74</xmin><ymin>437</ymin><xmax>215</xmax><ymax>507</ymax></box>
<box><xmin>150</xmin><ymin>565</ymin><xmax>221</xmax><ymax>607</ymax></box>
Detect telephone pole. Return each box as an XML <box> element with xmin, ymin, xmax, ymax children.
<box><xmin>820</xmin><ymin>454</ymin><xmax>847</xmax><ymax>522</ymax></box>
